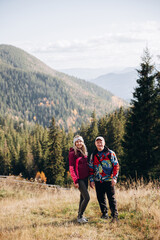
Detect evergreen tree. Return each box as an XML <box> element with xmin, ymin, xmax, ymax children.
<box><xmin>2</xmin><ymin>139</ymin><xmax>11</xmax><ymax>175</ymax></box>
<box><xmin>63</xmin><ymin>127</ymin><xmax>74</xmax><ymax>180</ymax></box>
<box><xmin>0</xmin><ymin>148</ymin><xmax>5</xmax><ymax>175</ymax></box>
<box><xmin>105</xmin><ymin>113</ymin><xmax>117</xmax><ymax>149</ymax></box>
<box><xmin>98</xmin><ymin>108</ymin><xmax>125</xmax><ymax>161</ymax></box>
<box><xmin>98</xmin><ymin>114</ymin><xmax>108</xmax><ymax>137</ymax></box>
<box><xmin>18</xmin><ymin>141</ymin><xmax>28</xmax><ymax>177</ymax></box>
<box><xmin>61</xmin><ymin>128</ymin><xmax>68</xmax><ymax>173</ymax></box>
<box><xmin>45</xmin><ymin>117</ymin><xmax>65</xmax><ymax>185</ymax></box>
<box><xmin>41</xmin><ymin>128</ymin><xmax>49</xmax><ymax>173</ymax></box>
<box><xmin>87</xmin><ymin>110</ymin><xmax>98</xmax><ymax>156</ymax></box>
<box><xmin>151</xmin><ymin>71</ymin><xmax>160</xmax><ymax>177</ymax></box>
<box><xmin>25</xmin><ymin>144</ymin><xmax>34</xmax><ymax>178</ymax></box>
<box><xmin>123</xmin><ymin>49</ymin><xmax>158</xmax><ymax>179</ymax></box>
<box><xmin>79</xmin><ymin>122</ymin><xmax>90</xmax><ymax>144</ymax></box>
<box><xmin>10</xmin><ymin>144</ymin><xmax>19</xmax><ymax>175</ymax></box>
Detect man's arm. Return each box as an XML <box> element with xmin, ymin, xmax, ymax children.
<box><xmin>89</xmin><ymin>153</ymin><xmax>95</xmax><ymax>188</ymax></box>
<box><xmin>110</xmin><ymin>151</ymin><xmax>120</xmax><ymax>185</ymax></box>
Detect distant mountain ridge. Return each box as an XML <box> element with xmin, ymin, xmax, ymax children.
<box><xmin>0</xmin><ymin>44</ymin><xmax>128</xmax><ymax>130</ymax></box>
<box><xmin>60</xmin><ymin>68</ymin><xmax>120</xmax><ymax>80</ymax></box>
<box><xmin>61</xmin><ymin>67</ymin><xmax>138</xmax><ymax>100</ymax></box>
<box><xmin>91</xmin><ymin>69</ymin><xmax>138</xmax><ymax>100</ymax></box>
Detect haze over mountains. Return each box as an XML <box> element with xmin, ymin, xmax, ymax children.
<box><xmin>61</xmin><ymin>67</ymin><xmax>138</xmax><ymax>101</ymax></box>
<box><xmin>91</xmin><ymin>69</ymin><xmax>138</xmax><ymax>101</ymax></box>
<box><xmin>0</xmin><ymin>44</ymin><xmax>127</xmax><ymax>130</ymax></box>
<box><xmin>60</xmin><ymin>67</ymin><xmax>123</xmax><ymax>80</ymax></box>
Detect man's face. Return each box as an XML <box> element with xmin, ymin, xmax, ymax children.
<box><xmin>95</xmin><ymin>139</ymin><xmax>105</xmax><ymax>151</ymax></box>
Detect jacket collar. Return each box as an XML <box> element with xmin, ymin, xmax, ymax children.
<box><xmin>93</xmin><ymin>145</ymin><xmax>109</xmax><ymax>155</ymax></box>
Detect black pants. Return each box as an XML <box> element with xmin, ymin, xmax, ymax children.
<box><xmin>78</xmin><ymin>177</ymin><xmax>90</xmax><ymax>218</ymax></box>
<box><xmin>95</xmin><ymin>181</ymin><xmax>118</xmax><ymax>218</ymax></box>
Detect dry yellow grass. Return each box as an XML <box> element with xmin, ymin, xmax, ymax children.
<box><xmin>0</xmin><ymin>180</ymin><xmax>159</xmax><ymax>240</ymax></box>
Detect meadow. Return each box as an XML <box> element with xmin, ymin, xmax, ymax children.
<box><xmin>0</xmin><ymin>178</ymin><xmax>159</xmax><ymax>240</ymax></box>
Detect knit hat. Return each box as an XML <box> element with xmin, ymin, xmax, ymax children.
<box><xmin>73</xmin><ymin>136</ymin><xmax>84</xmax><ymax>145</ymax></box>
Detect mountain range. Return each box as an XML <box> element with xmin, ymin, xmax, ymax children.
<box><xmin>61</xmin><ymin>67</ymin><xmax>138</xmax><ymax>101</ymax></box>
<box><xmin>0</xmin><ymin>44</ymin><xmax>127</xmax><ymax>130</ymax></box>
<box><xmin>60</xmin><ymin>67</ymin><xmax>121</xmax><ymax>80</ymax></box>
<box><xmin>91</xmin><ymin>69</ymin><xmax>138</xmax><ymax>101</ymax></box>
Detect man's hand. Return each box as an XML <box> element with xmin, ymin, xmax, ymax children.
<box><xmin>111</xmin><ymin>179</ymin><xmax>117</xmax><ymax>187</ymax></box>
<box><xmin>90</xmin><ymin>181</ymin><xmax>95</xmax><ymax>189</ymax></box>
<box><xmin>74</xmin><ymin>183</ymin><xmax>79</xmax><ymax>188</ymax></box>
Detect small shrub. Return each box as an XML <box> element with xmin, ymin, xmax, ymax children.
<box><xmin>35</xmin><ymin>171</ymin><xmax>47</xmax><ymax>183</ymax></box>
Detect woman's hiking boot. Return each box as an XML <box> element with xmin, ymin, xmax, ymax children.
<box><xmin>77</xmin><ymin>216</ymin><xmax>88</xmax><ymax>224</ymax></box>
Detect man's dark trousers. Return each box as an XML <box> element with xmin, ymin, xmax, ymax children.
<box><xmin>95</xmin><ymin>181</ymin><xmax>118</xmax><ymax>217</ymax></box>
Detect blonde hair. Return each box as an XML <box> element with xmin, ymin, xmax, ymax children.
<box><xmin>73</xmin><ymin>135</ymin><xmax>88</xmax><ymax>156</ymax></box>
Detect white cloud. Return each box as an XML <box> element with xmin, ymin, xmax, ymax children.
<box><xmin>21</xmin><ymin>21</ymin><xmax>160</xmax><ymax>69</ymax></box>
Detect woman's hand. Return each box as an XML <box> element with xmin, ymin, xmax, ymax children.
<box><xmin>74</xmin><ymin>183</ymin><xmax>79</xmax><ymax>188</ymax></box>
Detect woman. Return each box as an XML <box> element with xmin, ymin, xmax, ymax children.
<box><xmin>69</xmin><ymin>135</ymin><xmax>90</xmax><ymax>223</ymax></box>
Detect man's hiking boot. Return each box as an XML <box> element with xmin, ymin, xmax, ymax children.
<box><xmin>101</xmin><ymin>213</ymin><xmax>109</xmax><ymax>219</ymax></box>
<box><xmin>110</xmin><ymin>216</ymin><xmax>119</xmax><ymax>223</ymax></box>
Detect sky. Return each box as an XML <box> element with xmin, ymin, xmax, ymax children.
<box><xmin>0</xmin><ymin>0</ymin><xmax>160</xmax><ymax>72</ymax></box>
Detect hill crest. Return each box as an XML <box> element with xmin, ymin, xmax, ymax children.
<box><xmin>0</xmin><ymin>44</ymin><xmax>128</xmax><ymax>130</ymax></box>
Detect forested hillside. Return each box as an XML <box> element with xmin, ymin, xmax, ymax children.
<box><xmin>0</xmin><ymin>44</ymin><xmax>127</xmax><ymax>130</ymax></box>
<box><xmin>0</xmin><ymin>46</ymin><xmax>159</xmax><ymax>184</ymax></box>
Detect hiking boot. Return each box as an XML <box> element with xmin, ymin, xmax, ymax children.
<box><xmin>77</xmin><ymin>217</ymin><xmax>88</xmax><ymax>224</ymax></box>
<box><xmin>82</xmin><ymin>216</ymin><xmax>88</xmax><ymax>222</ymax></box>
<box><xmin>110</xmin><ymin>216</ymin><xmax>118</xmax><ymax>223</ymax></box>
<box><xmin>101</xmin><ymin>213</ymin><xmax>109</xmax><ymax>219</ymax></box>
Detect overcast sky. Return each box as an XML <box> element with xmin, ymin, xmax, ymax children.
<box><xmin>0</xmin><ymin>0</ymin><xmax>160</xmax><ymax>71</ymax></box>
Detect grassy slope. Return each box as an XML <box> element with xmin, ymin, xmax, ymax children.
<box><xmin>0</xmin><ymin>179</ymin><xmax>159</xmax><ymax>240</ymax></box>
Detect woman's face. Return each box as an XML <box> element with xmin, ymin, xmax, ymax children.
<box><xmin>75</xmin><ymin>139</ymin><xmax>83</xmax><ymax>149</ymax></box>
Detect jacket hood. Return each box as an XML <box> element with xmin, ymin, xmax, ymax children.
<box><xmin>69</xmin><ymin>147</ymin><xmax>74</xmax><ymax>153</ymax></box>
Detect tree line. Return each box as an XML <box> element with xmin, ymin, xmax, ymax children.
<box><xmin>0</xmin><ymin>50</ymin><xmax>159</xmax><ymax>185</ymax></box>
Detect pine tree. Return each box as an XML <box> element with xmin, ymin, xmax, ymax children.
<box><xmin>0</xmin><ymin>127</ymin><xmax>5</xmax><ymax>174</ymax></box>
<box><xmin>87</xmin><ymin>110</ymin><xmax>98</xmax><ymax>156</ymax></box>
<box><xmin>10</xmin><ymin>144</ymin><xmax>19</xmax><ymax>175</ymax></box>
<box><xmin>123</xmin><ymin>49</ymin><xmax>158</xmax><ymax>179</ymax></box>
<box><xmin>152</xmin><ymin>71</ymin><xmax>160</xmax><ymax>177</ymax></box>
<box><xmin>18</xmin><ymin>141</ymin><xmax>28</xmax><ymax>177</ymax></box>
<box><xmin>0</xmin><ymin>147</ymin><xmax>5</xmax><ymax>175</ymax></box>
<box><xmin>45</xmin><ymin>117</ymin><xmax>65</xmax><ymax>185</ymax></box>
<box><xmin>66</xmin><ymin>128</ymin><xmax>74</xmax><ymax>186</ymax></box>
<box><xmin>111</xmin><ymin>108</ymin><xmax>125</xmax><ymax>158</ymax></box>
<box><xmin>61</xmin><ymin>128</ymin><xmax>68</xmax><ymax>173</ymax></box>
<box><xmin>62</xmin><ymin>127</ymin><xmax>74</xmax><ymax>175</ymax></box>
<box><xmin>79</xmin><ymin>122</ymin><xmax>90</xmax><ymax>144</ymax></box>
<box><xmin>41</xmin><ymin>127</ymin><xmax>49</xmax><ymax>172</ymax></box>
<box><xmin>98</xmin><ymin>114</ymin><xmax>108</xmax><ymax>137</ymax></box>
<box><xmin>98</xmin><ymin>108</ymin><xmax>125</xmax><ymax>160</ymax></box>
<box><xmin>2</xmin><ymin>139</ymin><xmax>11</xmax><ymax>175</ymax></box>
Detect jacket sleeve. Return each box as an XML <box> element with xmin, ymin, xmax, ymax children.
<box><xmin>89</xmin><ymin>154</ymin><xmax>94</xmax><ymax>182</ymax></box>
<box><xmin>69</xmin><ymin>151</ymin><xmax>78</xmax><ymax>184</ymax></box>
<box><xmin>110</xmin><ymin>151</ymin><xmax>119</xmax><ymax>179</ymax></box>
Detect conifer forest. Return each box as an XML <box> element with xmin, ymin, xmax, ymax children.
<box><xmin>0</xmin><ymin>48</ymin><xmax>159</xmax><ymax>185</ymax></box>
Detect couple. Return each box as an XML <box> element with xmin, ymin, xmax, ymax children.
<box><xmin>69</xmin><ymin>135</ymin><xmax>119</xmax><ymax>224</ymax></box>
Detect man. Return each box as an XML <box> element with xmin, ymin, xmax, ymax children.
<box><xmin>89</xmin><ymin>136</ymin><xmax>119</xmax><ymax>222</ymax></box>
